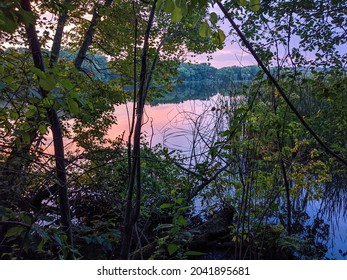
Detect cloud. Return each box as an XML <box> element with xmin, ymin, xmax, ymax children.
<box><xmin>192</xmin><ymin>42</ymin><xmax>257</xmax><ymax>68</ymax></box>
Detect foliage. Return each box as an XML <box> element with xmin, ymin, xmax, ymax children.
<box><xmin>1</xmin><ymin>0</ymin><xmax>346</xmax><ymax>260</ymax></box>
<box><xmin>223</xmin><ymin>0</ymin><xmax>347</xmax><ymax>68</ymax></box>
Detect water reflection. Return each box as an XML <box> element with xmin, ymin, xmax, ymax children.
<box><xmin>320</xmin><ymin>178</ymin><xmax>347</xmax><ymax>259</ymax></box>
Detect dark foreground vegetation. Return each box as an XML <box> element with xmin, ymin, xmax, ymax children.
<box><xmin>1</xmin><ymin>0</ymin><xmax>347</xmax><ymax>259</ymax></box>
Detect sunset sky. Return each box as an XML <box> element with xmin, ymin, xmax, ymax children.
<box><xmin>190</xmin><ymin>5</ymin><xmax>258</xmax><ymax>68</ymax></box>
<box><xmin>192</xmin><ymin>41</ymin><xmax>257</xmax><ymax>68</ymax></box>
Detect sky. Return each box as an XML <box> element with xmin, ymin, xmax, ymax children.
<box><xmin>192</xmin><ymin>40</ymin><xmax>257</xmax><ymax>68</ymax></box>
<box><xmin>186</xmin><ymin>5</ymin><xmax>258</xmax><ymax>69</ymax></box>
<box><xmin>202</xmin><ymin>4</ymin><xmax>347</xmax><ymax>70</ymax></box>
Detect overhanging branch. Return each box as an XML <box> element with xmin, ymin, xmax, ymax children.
<box><xmin>215</xmin><ymin>0</ymin><xmax>347</xmax><ymax>167</ymax></box>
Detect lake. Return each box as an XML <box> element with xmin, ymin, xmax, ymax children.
<box><xmin>44</xmin><ymin>93</ymin><xmax>347</xmax><ymax>259</ymax></box>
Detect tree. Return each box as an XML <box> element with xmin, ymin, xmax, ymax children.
<box><xmin>118</xmin><ymin>0</ymin><xmax>227</xmax><ymax>259</ymax></box>
<box><xmin>221</xmin><ymin>0</ymin><xmax>347</xmax><ymax>68</ymax></box>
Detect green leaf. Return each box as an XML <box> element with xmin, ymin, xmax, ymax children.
<box><xmin>234</xmin><ymin>107</ymin><xmax>246</xmax><ymax>116</ymax></box>
<box><xmin>52</xmin><ymin>233</ymin><xmax>65</xmax><ymax>247</ymax></box>
<box><xmin>24</xmin><ymin>106</ymin><xmax>37</xmax><ymax>118</ymax></box>
<box><xmin>174</xmin><ymin>197</ymin><xmax>184</xmax><ymax>205</ymax></box>
<box><xmin>199</xmin><ymin>21</ymin><xmax>211</xmax><ymax>37</ymax></box>
<box><xmin>213</xmin><ymin>29</ymin><xmax>226</xmax><ymax>45</ymax></box>
<box><xmin>0</xmin><ymin>10</ymin><xmax>17</xmax><ymax>33</ymax></box>
<box><xmin>175</xmin><ymin>215</ymin><xmax>187</xmax><ymax>226</ymax></box>
<box><xmin>67</xmin><ymin>98</ymin><xmax>79</xmax><ymax>114</ymax></box>
<box><xmin>39</xmin><ymin>74</ymin><xmax>56</xmax><ymax>91</ymax></box>
<box><xmin>156</xmin><ymin>0</ymin><xmax>164</xmax><ymax>11</ymax></box>
<box><xmin>30</xmin><ymin>67</ymin><xmax>46</xmax><ymax>80</ymax></box>
<box><xmin>198</xmin><ymin>0</ymin><xmax>208</xmax><ymax>9</ymax></box>
<box><xmin>218</xmin><ymin>29</ymin><xmax>226</xmax><ymax>43</ymax></box>
<box><xmin>233</xmin><ymin>181</ymin><xmax>243</xmax><ymax>189</ymax></box>
<box><xmin>85</xmin><ymin>100</ymin><xmax>94</xmax><ymax>110</ymax></box>
<box><xmin>39</xmin><ymin>124</ymin><xmax>48</xmax><ymax>134</ymax></box>
<box><xmin>270</xmin><ymin>203</ymin><xmax>279</xmax><ymax>211</ymax></box>
<box><xmin>9</xmin><ymin>110</ymin><xmax>19</xmax><ymax>120</ymax></box>
<box><xmin>155</xmin><ymin>224</ymin><xmax>174</xmax><ymax>231</ymax></box>
<box><xmin>171</xmin><ymin>6</ymin><xmax>183</xmax><ymax>22</ymax></box>
<box><xmin>60</xmin><ymin>78</ymin><xmax>74</xmax><ymax>90</ymax></box>
<box><xmin>16</xmin><ymin>8</ymin><xmax>36</xmax><ymax>27</ymax></box>
<box><xmin>250</xmin><ymin>0</ymin><xmax>261</xmax><ymax>11</ymax></box>
<box><xmin>20</xmin><ymin>122</ymin><xmax>31</xmax><ymax>131</ymax></box>
<box><xmin>5</xmin><ymin>226</ymin><xmax>26</xmax><ymax>238</ymax></box>
<box><xmin>42</xmin><ymin>96</ymin><xmax>54</xmax><ymax>107</ymax></box>
<box><xmin>148</xmin><ymin>47</ymin><xmax>157</xmax><ymax>57</ymax></box>
<box><xmin>163</xmin><ymin>0</ymin><xmax>175</xmax><ymax>13</ymax></box>
<box><xmin>238</xmin><ymin>0</ymin><xmax>247</xmax><ymax>6</ymax></box>
<box><xmin>210</xmin><ymin>12</ymin><xmax>218</xmax><ymax>25</ymax></box>
<box><xmin>160</xmin><ymin>203</ymin><xmax>173</xmax><ymax>209</ymax></box>
<box><xmin>69</xmin><ymin>90</ymin><xmax>79</xmax><ymax>99</ymax></box>
<box><xmin>31</xmin><ymin>67</ymin><xmax>57</xmax><ymax>91</ymax></box>
<box><xmin>22</xmin><ymin>132</ymin><xmax>31</xmax><ymax>145</ymax></box>
<box><xmin>167</xmin><ymin>243</ymin><xmax>179</xmax><ymax>255</ymax></box>
<box><xmin>178</xmin><ymin>206</ymin><xmax>190</xmax><ymax>212</ymax></box>
<box><xmin>37</xmin><ymin>238</ymin><xmax>48</xmax><ymax>251</ymax></box>
<box><xmin>176</xmin><ymin>0</ymin><xmax>187</xmax><ymax>13</ymax></box>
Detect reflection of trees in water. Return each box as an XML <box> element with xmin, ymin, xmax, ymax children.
<box><xmin>160</xmin><ymin>93</ymin><xmax>240</xmax><ymax>159</ymax></box>
<box><xmin>151</xmin><ymin>64</ymin><xmax>259</xmax><ymax>105</ymax></box>
<box><xmin>320</xmin><ymin>175</ymin><xmax>347</xmax><ymax>258</ymax></box>
<box><xmin>322</xmin><ymin>174</ymin><xmax>347</xmax><ymax>220</ymax></box>
<box><xmin>151</xmin><ymin>81</ymin><xmax>248</xmax><ymax>105</ymax></box>
<box><xmin>288</xmin><ymin>173</ymin><xmax>347</xmax><ymax>259</ymax></box>
<box><xmin>291</xmin><ymin>205</ymin><xmax>329</xmax><ymax>259</ymax></box>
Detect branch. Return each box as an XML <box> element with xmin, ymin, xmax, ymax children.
<box><xmin>188</xmin><ymin>161</ymin><xmax>232</xmax><ymax>201</ymax></box>
<box><xmin>74</xmin><ymin>0</ymin><xmax>113</xmax><ymax>70</ymax></box>
<box><xmin>0</xmin><ymin>221</ymin><xmax>31</xmax><ymax>229</ymax></box>
<box><xmin>50</xmin><ymin>0</ymin><xmax>72</xmax><ymax>66</ymax></box>
<box><xmin>215</xmin><ymin>0</ymin><xmax>347</xmax><ymax>167</ymax></box>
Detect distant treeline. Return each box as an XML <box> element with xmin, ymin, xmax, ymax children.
<box><xmin>58</xmin><ymin>50</ymin><xmax>259</xmax><ymax>102</ymax></box>
<box><xmin>152</xmin><ymin>63</ymin><xmax>260</xmax><ymax>104</ymax></box>
<box><xmin>58</xmin><ymin>50</ymin><xmax>260</xmax><ymax>103</ymax></box>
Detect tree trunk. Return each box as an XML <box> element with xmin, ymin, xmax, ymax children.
<box><xmin>119</xmin><ymin>0</ymin><xmax>157</xmax><ymax>259</ymax></box>
<box><xmin>4</xmin><ymin>0</ymin><xmax>71</xmax><ymax>191</ymax></box>
<box><xmin>20</xmin><ymin>0</ymin><xmax>74</xmax><ymax>258</ymax></box>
